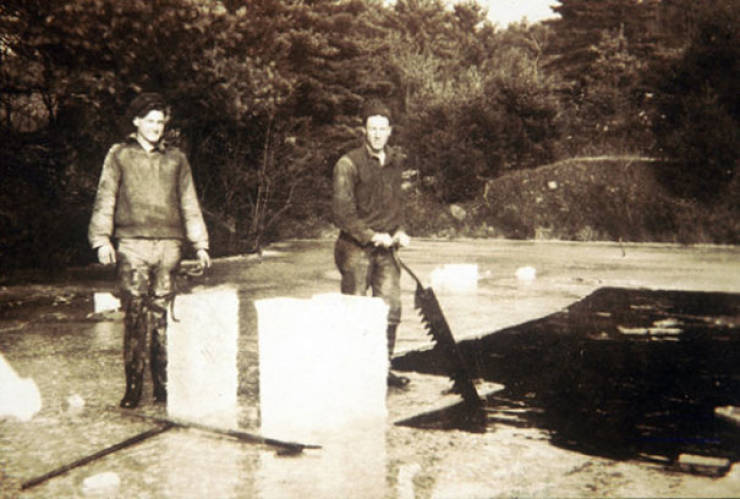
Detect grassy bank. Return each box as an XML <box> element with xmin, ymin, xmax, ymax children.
<box><xmin>403</xmin><ymin>157</ymin><xmax>739</xmax><ymax>244</ymax></box>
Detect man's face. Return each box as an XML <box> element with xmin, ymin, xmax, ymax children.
<box><xmin>364</xmin><ymin>115</ymin><xmax>391</xmax><ymax>153</ymax></box>
<box><xmin>133</xmin><ymin>109</ymin><xmax>166</xmax><ymax>146</ymax></box>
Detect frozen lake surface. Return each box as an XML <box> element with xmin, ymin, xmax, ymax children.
<box><xmin>1</xmin><ymin>239</ymin><xmax>739</xmax><ymax>497</ymax></box>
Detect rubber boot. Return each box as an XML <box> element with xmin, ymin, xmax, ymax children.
<box><xmin>120</xmin><ymin>295</ymin><xmax>147</xmax><ymax>409</ymax></box>
<box><xmin>151</xmin><ymin>364</ymin><xmax>167</xmax><ymax>404</ymax></box>
<box><xmin>387</xmin><ymin>323</ymin><xmax>398</xmax><ymax>359</ymax></box>
<box><xmin>150</xmin><ymin>303</ymin><xmax>168</xmax><ymax>404</ymax></box>
<box><xmin>386</xmin><ymin>324</ymin><xmax>409</xmax><ymax>388</ymax></box>
<box><xmin>120</xmin><ymin>363</ymin><xmax>143</xmax><ymax>408</ymax></box>
<box><xmin>151</xmin><ymin>333</ymin><xmax>168</xmax><ymax>403</ymax></box>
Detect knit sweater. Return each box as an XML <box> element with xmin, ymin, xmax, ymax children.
<box><xmin>88</xmin><ymin>137</ymin><xmax>209</xmax><ymax>251</ymax></box>
<box><xmin>332</xmin><ymin>145</ymin><xmax>405</xmax><ymax>245</ymax></box>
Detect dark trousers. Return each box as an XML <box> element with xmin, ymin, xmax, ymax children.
<box><xmin>334</xmin><ymin>233</ymin><xmax>401</xmax><ymax>357</ymax></box>
<box><xmin>117</xmin><ymin>238</ymin><xmax>182</xmax><ymax>403</ymax></box>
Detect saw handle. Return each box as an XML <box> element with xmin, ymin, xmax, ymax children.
<box><xmin>390</xmin><ymin>248</ymin><xmax>423</xmax><ymax>287</ymax></box>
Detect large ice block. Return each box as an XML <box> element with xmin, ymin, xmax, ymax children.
<box><xmin>167</xmin><ymin>286</ymin><xmax>239</xmax><ymax>429</ymax></box>
<box><xmin>256</xmin><ymin>293</ymin><xmax>389</xmax><ymax>443</ymax></box>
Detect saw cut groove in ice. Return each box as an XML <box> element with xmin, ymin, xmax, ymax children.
<box><xmin>256</xmin><ymin>293</ymin><xmax>389</xmax><ymax>443</ymax></box>
<box><xmin>430</xmin><ymin>264</ymin><xmax>479</xmax><ymax>294</ymax></box>
<box><xmin>167</xmin><ymin>286</ymin><xmax>239</xmax><ymax>429</ymax></box>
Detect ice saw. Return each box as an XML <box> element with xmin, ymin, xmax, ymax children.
<box><xmin>393</xmin><ymin>251</ymin><xmax>483</xmax><ymax>409</ymax></box>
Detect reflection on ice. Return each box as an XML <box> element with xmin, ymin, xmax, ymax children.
<box><xmin>163</xmin><ymin>429</ymin><xmax>252</xmax><ymax>498</ymax></box>
<box><xmin>396</xmin><ymin>462</ymin><xmax>422</xmax><ymax>499</ymax></box>
<box><xmin>90</xmin><ymin>320</ymin><xmax>120</xmax><ymax>350</ymax></box>
<box><xmin>257</xmin><ymin>424</ymin><xmax>387</xmax><ymax>499</ymax></box>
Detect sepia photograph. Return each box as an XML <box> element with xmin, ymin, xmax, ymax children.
<box><xmin>1</xmin><ymin>0</ymin><xmax>738</xmax><ymax>497</ymax></box>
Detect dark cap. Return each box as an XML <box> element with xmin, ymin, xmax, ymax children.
<box><xmin>362</xmin><ymin>98</ymin><xmax>392</xmax><ymax>125</ymax></box>
<box><xmin>127</xmin><ymin>92</ymin><xmax>168</xmax><ymax>120</ymax></box>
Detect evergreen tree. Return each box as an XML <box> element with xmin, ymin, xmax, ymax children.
<box><xmin>545</xmin><ymin>0</ymin><xmax>662</xmax><ymax>77</ymax></box>
<box><xmin>651</xmin><ymin>0</ymin><xmax>739</xmax><ymax>201</ymax></box>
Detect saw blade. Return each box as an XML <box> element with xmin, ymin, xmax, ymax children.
<box><xmin>414</xmin><ymin>284</ymin><xmax>482</xmax><ymax>408</ymax></box>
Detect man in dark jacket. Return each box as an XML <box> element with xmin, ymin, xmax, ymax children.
<box><xmin>332</xmin><ymin>98</ymin><xmax>411</xmax><ymax>388</ymax></box>
<box><xmin>89</xmin><ymin>92</ymin><xmax>211</xmax><ymax>408</ymax></box>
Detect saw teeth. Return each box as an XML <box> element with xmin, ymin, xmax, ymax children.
<box><xmin>398</xmin><ymin>261</ymin><xmax>482</xmax><ymax>409</ymax></box>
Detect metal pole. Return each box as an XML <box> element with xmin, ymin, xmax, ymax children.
<box><xmin>21</xmin><ymin>423</ymin><xmax>174</xmax><ymax>490</ymax></box>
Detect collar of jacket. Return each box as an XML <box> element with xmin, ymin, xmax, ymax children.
<box><xmin>364</xmin><ymin>144</ymin><xmax>394</xmax><ymax>166</ymax></box>
<box><xmin>126</xmin><ymin>133</ymin><xmax>168</xmax><ymax>153</ymax></box>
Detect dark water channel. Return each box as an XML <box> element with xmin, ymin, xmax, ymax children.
<box><xmin>394</xmin><ymin>287</ymin><xmax>740</xmax><ymax>465</ymax></box>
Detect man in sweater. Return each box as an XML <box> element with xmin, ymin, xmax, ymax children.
<box><xmin>88</xmin><ymin>92</ymin><xmax>211</xmax><ymax>408</ymax></box>
<box><xmin>332</xmin><ymin>98</ymin><xmax>411</xmax><ymax>388</ymax></box>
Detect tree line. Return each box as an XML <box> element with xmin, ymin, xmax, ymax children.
<box><xmin>1</xmin><ymin>0</ymin><xmax>737</xmax><ymax>271</ymax></box>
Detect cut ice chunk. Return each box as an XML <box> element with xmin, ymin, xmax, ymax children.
<box><xmin>167</xmin><ymin>286</ymin><xmax>239</xmax><ymax>429</ymax></box>
<box><xmin>0</xmin><ymin>353</ymin><xmax>41</xmax><ymax>421</ymax></box>
<box><xmin>431</xmin><ymin>264</ymin><xmax>479</xmax><ymax>294</ymax></box>
<box><xmin>256</xmin><ymin>293</ymin><xmax>388</xmax><ymax>443</ymax></box>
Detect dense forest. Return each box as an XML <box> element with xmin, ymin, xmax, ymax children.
<box><xmin>1</xmin><ymin>0</ymin><xmax>738</xmax><ymax>272</ymax></box>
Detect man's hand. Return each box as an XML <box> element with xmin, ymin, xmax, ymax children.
<box><xmin>96</xmin><ymin>243</ymin><xmax>116</xmax><ymax>265</ymax></box>
<box><xmin>196</xmin><ymin>249</ymin><xmax>212</xmax><ymax>270</ymax></box>
<box><xmin>371</xmin><ymin>232</ymin><xmax>394</xmax><ymax>248</ymax></box>
<box><xmin>392</xmin><ymin>231</ymin><xmax>411</xmax><ymax>248</ymax></box>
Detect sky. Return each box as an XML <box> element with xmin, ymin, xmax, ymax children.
<box><xmin>461</xmin><ymin>0</ymin><xmax>562</xmax><ymax>27</ymax></box>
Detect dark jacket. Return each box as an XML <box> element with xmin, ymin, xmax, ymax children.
<box><xmin>332</xmin><ymin>145</ymin><xmax>404</xmax><ymax>245</ymax></box>
<box><xmin>88</xmin><ymin>137</ymin><xmax>209</xmax><ymax>251</ymax></box>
